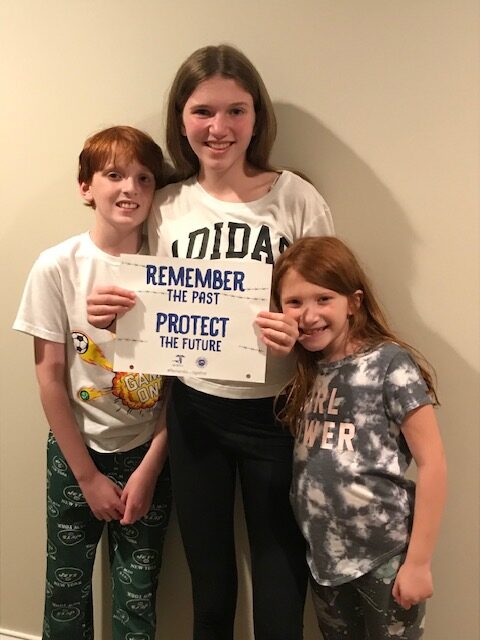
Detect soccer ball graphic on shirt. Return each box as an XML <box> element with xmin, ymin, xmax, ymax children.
<box><xmin>71</xmin><ymin>331</ymin><xmax>89</xmax><ymax>354</ymax></box>
<box><xmin>69</xmin><ymin>329</ymin><xmax>164</xmax><ymax>413</ymax></box>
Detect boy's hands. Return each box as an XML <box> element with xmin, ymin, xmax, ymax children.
<box><xmin>79</xmin><ymin>471</ymin><xmax>125</xmax><ymax>521</ymax></box>
<box><xmin>392</xmin><ymin>561</ymin><xmax>433</xmax><ymax>609</ymax></box>
<box><xmin>87</xmin><ymin>285</ymin><xmax>136</xmax><ymax>329</ymax></box>
<box><xmin>120</xmin><ymin>466</ymin><xmax>158</xmax><ymax>525</ymax></box>
<box><xmin>255</xmin><ymin>311</ymin><xmax>299</xmax><ymax>355</ymax></box>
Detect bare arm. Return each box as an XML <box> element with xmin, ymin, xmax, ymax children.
<box><xmin>86</xmin><ymin>285</ymin><xmax>136</xmax><ymax>330</ymax></box>
<box><xmin>120</xmin><ymin>382</ymin><xmax>170</xmax><ymax>525</ymax></box>
<box><xmin>392</xmin><ymin>404</ymin><xmax>447</xmax><ymax>609</ymax></box>
<box><xmin>34</xmin><ymin>337</ymin><xmax>125</xmax><ymax>521</ymax></box>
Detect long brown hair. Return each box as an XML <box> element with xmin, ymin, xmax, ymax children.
<box><xmin>272</xmin><ymin>237</ymin><xmax>438</xmax><ymax>433</ymax></box>
<box><xmin>166</xmin><ymin>44</ymin><xmax>277</xmax><ymax>180</ymax></box>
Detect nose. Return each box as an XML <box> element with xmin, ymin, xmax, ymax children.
<box><xmin>299</xmin><ymin>304</ymin><xmax>317</xmax><ymax>328</ymax></box>
<box><xmin>209</xmin><ymin>112</ymin><xmax>228</xmax><ymax>137</ymax></box>
<box><xmin>121</xmin><ymin>176</ymin><xmax>137</xmax><ymax>194</ymax></box>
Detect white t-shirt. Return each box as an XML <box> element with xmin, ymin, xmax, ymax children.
<box><xmin>13</xmin><ymin>233</ymin><xmax>165</xmax><ymax>453</ymax></box>
<box><xmin>148</xmin><ymin>170</ymin><xmax>334</xmax><ymax>399</ymax></box>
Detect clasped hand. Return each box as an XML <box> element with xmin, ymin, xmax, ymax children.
<box><xmin>79</xmin><ymin>469</ymin><xmax>155</xmax><ymax>525</ymax></box>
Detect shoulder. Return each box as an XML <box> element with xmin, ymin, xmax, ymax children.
<box><xmin>380</xmin><ymin>342</ymin><xmax>418</xmax><ymax>370</ymax></box>
<box><xmin>275</xmin><ymin>170</ymin><xmax>326</xmax><ymax>201</ymax></box>
<box><xmin>33</xmin><ymin>233</ymin><xmax>89</xmax><ymax>272</ymax></box>
<box><xmin>149</xmin><ymin>179</ymin><xmax>200</xmax><ymax>242</ymax></box>
<box><xmin>376</xmin><ymin>342</ymin><xmax>405</xmax><ymax>360</ymax></box>
<box><xmin>273</xmin><ymin>171</ymin><xmax>334</xmax><ymax>236</ymax></box>
<box><xmin>338</xmin><ymin>343</ymin><xmax>416</xmax><ymax>386</ymax></box>
<box><xmin>154</xmin><ymin>177</ymin><xmax>197</xmax><ymax>206</ymax></box>
<box><xmin>378</xmin><ymin>343</ymin><xmax>432</xmax><ymax>420</ymax></box>
<box><xmin>377</xmin><ymin>343</ymin><xmax>428</xmax><ymax>395</ymax></box>
<box><xmin>364</xmin><ymin>343</ymin><xmax>419</xmax><ymax>374</ymax></box>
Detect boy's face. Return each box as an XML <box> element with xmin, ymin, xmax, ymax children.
<box><xmin>79</xmin><ymin>157</ymin><xmax>156</xmax><ymax>231</ymax></box>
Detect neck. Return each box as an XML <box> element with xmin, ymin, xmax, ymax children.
<box><xmin>198</xmin><ymin>162</ymin><xmax>275</xmax><ymax>202</ymax></box>
<box><xmin>321</xmin><ymin>338</ymin><xmax>363</xmax><ymax>364</ymax></box>
<box><xmin>89</xmin><ymin>226</ymin><xmax>143</xmax><ymax>256</ymax></box>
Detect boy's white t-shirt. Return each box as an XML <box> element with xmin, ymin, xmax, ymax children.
<box><xmin>13</xmin><ymin>232</ymin><xmax>165</xmax><ymax>453</ymax></box>
<box><xmin>148</xmin><ymin>170</ymin><xmax>335</xmax><ymax>399</ymax></box>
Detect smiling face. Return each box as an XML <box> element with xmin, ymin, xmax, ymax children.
<box><xmin>181</xmin><ymin>75</ymin><xmax>256</xmax><ymax>180</ymax></box>
<box><xmin>80</xmin><ymin>157</ymin><xmax>156</xmax><ymax>232</ymax></box>
<box><xmin>280</xmin><ymin>268</ymin><xmax>362</xmax><ymax>362</ymax></box>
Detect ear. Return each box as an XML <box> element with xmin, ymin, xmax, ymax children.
<box><xmin>180</xmin><ymin>122</ymin><xmax>186</xmax><ymax>137</ymax></box>
<box><xmin>348</xmin><ymin>290</ymin><xmax>363</xmax><ymax>316</ymax></box>
<box><xmin>79</xmin><ymin>182</ymin><xmax>94</xmax><ymax>204</ymax></box>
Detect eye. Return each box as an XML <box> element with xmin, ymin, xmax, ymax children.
<box><xmin>192</xmin><ymin>108</ymin><xmax>212</xmax><ymax>117</ymax></box>
<box><xmin>106</xmin><ymin>171</ymin><xmax>121</xmax><ymax>181</ymax></box>
<box><xmin>282</xmin><ymin>298</ymin><xmax>301</xmax><ymax>308</ymax></box>
<box><xmin>139</xmin><ymin>174</ymin><xmax>153</xmax><ymax>184</ymax></box>
<box><xmin>318</xmin><ymin>295</ymin><xmax>332</xmax><ymax>304</ymax></box>
<box><xmin>230</xmin><ymin>107</ymin><xmax>245</xmax><ymax>116</ymax></box>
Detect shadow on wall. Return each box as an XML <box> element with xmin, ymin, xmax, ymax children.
<box><xmin>273</xmin><ymin>102</ymin><xmax>479</xmax><ymax>639</ymax></box>
<box><xmin>273</xmin><ymin>101</ymin><xmax>421</xmax><ymax>304</ymax></box>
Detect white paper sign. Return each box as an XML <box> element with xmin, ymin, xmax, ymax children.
<box><xmin>113</xmin><ymin>255</ymin><xmax>272</xmax><ymax>382</ymax></box>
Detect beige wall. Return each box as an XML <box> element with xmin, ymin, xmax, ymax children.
<box><xmin>1</xmin><ymin>1</ymin><xmax>478</xmax><ymax>639</ymax></box>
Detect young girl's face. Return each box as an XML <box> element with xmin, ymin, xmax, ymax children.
<box><xmin>279</xmin><ymin>268</ymin><xmax>361</xmax><ymax>362</ymax></box>
<box><xmin>181</xmin><ymin>75</ymin><xmax>256</xmax><ymax>178</ymax></box>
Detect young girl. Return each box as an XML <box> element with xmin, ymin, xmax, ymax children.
<box><xmin>87</xmin><ymin>45</ymin><xmax>334</xmax><ymax>639</ymax></box>
<box><xmin>270</xmin><ymin>236</ymin><xmax>447</xmax><ymax>640</ymax></box>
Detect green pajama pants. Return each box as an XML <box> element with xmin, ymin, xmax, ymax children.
<box><xmin>310</xmin><ymin>554</ymin><xmax>426</xmax><ymax>640</ymax></box>
<box><xmin>44</xmin><ymin>432</ymin><xmax>171</xmax><ymax>640</ymax></box>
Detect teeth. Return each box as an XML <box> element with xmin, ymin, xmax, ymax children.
<box><xmin>117</xmin><ymin>202</ymin><xmax>138</xmax><ymax>209</ymax></box>
<box><xmin>302</xmin><ymin>327</ymin><xmax>326</xmax><ymax>336</ymax></box>
<box><xmin>207</xmin><ymin>142</ymin><xmax>231</xmax><ymax>150</ymax></box>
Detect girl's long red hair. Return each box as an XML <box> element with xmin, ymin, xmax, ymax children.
<box><xmin>272</xmin><ymin>237</ymin><xmax>438</xmax><ymax>434</ymax></box>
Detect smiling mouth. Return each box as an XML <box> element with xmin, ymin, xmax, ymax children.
<box><xmin>299</xmin><ymin>326</ymin><xmax>327</xmax><ymax>337</ymax></box>
<box><xmin>117</xmin><ymin>201</ymin><xmax>138</xmax><ymax>209</ymax></box>
<box><xmin>205</xmin><ymin>142</ymin><xmax>233</xmax><ymax>150</ymax></box>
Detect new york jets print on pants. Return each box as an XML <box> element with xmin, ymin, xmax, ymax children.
<box><xmin>44</xmin><ymin>432</ymin><xmax>171</xmax><ymax>640</ymax></box>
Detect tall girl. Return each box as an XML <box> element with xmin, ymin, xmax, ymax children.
<box><xmin>87</xmin><ymin>45</ymin><xmax>334</xmax><ymax>639</ymax></box>
<box><xmin>270</xmin><ymin>236</ymin><xmax>446</xmax><ymax>640</ymax></box>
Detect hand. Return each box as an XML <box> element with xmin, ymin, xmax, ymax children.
<box><xmin>79</xmin><ymin>471</ymin><xmax>125</xmax><ymax>521</ymax></box>
<box><xmin>392</xmin><ymin>562</ymin><xmax>433</xmax><ymax>609</ymax></box>
<box><xmin>120</xmin><ymin>467</ymin><xmax>158</xmax><ymax>525</ymax></box>
<box><xmin>255</xmin><ymin>311</ymin><xmax>299</xmax><ymax>356</ymax></box>
<box><xmin>87</xmin><ymin>285</ymin><xmax>136</xmax><ymax>329</ymax></box>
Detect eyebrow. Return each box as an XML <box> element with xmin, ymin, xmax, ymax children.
<box><xmin>188</xmin><ymin>101</ymin><xmax>250</xmax><ymax>109</ymax></box>
<box><xmin>101</xmin><ymin>163</ymin><xmax>152</xmax><ymax>174</ymax></box>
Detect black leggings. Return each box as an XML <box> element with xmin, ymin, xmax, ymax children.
<box><xmin>168</xmin><ymin>379</ymin><xmax>308</xmax><ymax>640</ymax></box>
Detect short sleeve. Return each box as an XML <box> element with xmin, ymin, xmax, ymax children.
<box><xmin>287</xmin><ymin>173</ymin><xmax>335</xmax><ymax>238</ymax></box>
<box><xmin>383</xmin><ymin>350</ymin><xmax>432</xmax><ymax>424</ymax></box>
<box><xmin>303</xmin><ymin>193</ymin><xmax>335</xmax><ymax>237</ymax></box>
<box><xmin>13</xmin><ymin>252</ymin><xmax>68</xmax><ymax>343</ymax></box>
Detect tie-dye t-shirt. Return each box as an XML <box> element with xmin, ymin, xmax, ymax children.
<box><xmin>290</xmin><ymin>342</ymin><xmax>432</xmax><ymax>586</ymax></box>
